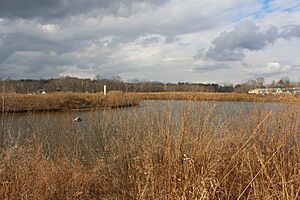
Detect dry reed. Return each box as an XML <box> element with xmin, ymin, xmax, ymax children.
<box><xmin>129</xmin><ymin>92</ymin><xmax>300</xmax><ymax>104</ymax></box>
<box><xmin>0</xmin><ymin>97</ymin><xmax>299</xmax><ymax>199</ymax></box>
<box><xmin>0</xmin><ymin>92</ymin><xmax>140</xmax><ymax>113</ymax></box>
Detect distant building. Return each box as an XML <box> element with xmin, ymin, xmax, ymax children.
<box><xmin>292</xmin><ymin>87</ymin><xmax>300</xmax><ymax>95</ymax></box>
<box><xmin>248</xmin><ymin>88</ymin><xmax>300</xmax><ymax>95</ymax></box>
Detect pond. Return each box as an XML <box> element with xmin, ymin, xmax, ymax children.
<box><xmin>1</xmin><ymin>100</ymin><xmax>295</xmax><ymax>135</ymax></box>
<box><xmin>1</xmin><ymin>100</ymin><xmax>298</xmax><ymax>162</ymax></box>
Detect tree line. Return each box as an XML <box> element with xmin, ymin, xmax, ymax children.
<box><xmin>0</xmin><ymin>76</ymin><xmax>299</xmax><ymax>94</ymax></box>
<box><xmin>234</xmin><ymin>77</ymin><xmax>300</xmax><ymax>93</ymax></box>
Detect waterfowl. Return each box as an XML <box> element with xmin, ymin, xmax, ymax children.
<box><xmin>73</xmin><ymin>117</ymin><xmax>82</xmax><ymax>122</ymax></box>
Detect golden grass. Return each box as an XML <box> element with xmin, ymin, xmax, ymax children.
<box><xmin>1</xmin><ymin>92</ymin><xmax>299</xmax><ymax>113</ymax></box>
<box><xmin>0</xmin><ymin>95</ymin><xmax>299</xmax><ymax>199</ymax></box>
<box><xmin>0</xmin><ymin>92</ymin><xmax>140</xmax><ymax>113</ymax></box>
<box><xmin>129</xmin><ymin>92</ymin><xmax>300</xmax><ymax>103</ymax></box>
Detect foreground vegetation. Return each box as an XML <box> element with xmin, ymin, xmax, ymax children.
<box><xmin>0</xmin><ymin>99</ymin><xmax>299</xmax><ymax>199</ymax></box>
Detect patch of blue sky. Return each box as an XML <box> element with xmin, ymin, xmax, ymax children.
<box><xmin>261</xmin><ymin>0</ymin><xmax>300</xmax><ymax>14</ymax></box>
<box><xmin>231</xmin><ymin>8</ymin><xmax>274</xmax><ymax>22</ymax></box>
<box><xmin>231</xmin><ymin>0</ymin><xmax>299</xmax><ymax>22</ymax></box>
<box><xmin>259</xmin><ymin>0</ymin><xmax>274</xmax><ymax>12</ymax></box>
<box><xmin>259</xmin><ymin>0</ymin><xmax>274</xmax><ymax>5</ymax></box>
<box><xmin>231</xmin><ymin>12</ymin><xmax>256</xmax><ymax>22</ymax></box>
<box><xmin>283</xmin><ymin>5</ymin><xmax>300</xmax><ymax>13</ymax></box>
<box><xmin>251</xmin><ymin>0</ymin><xmax>277</xmax><ymax>19</ymax></box>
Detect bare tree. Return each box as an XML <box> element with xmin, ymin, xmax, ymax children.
<box><xmin>111</xmin><ymin>75</ymin><xmax>122</xmax><ymax>82</ymax></box>
<box><xmin>256</xmin><ymin>77</ymin><xmax>265</xmax><ymax>88</ymax></box>
<box><xmin>278</xmin><ymin>76</ymin><xmax>290</xmax><ymax>88</ymax></box>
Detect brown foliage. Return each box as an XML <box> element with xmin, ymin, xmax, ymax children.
<box><xmin>129</xmin><ymin>92</ymin><xmax>300</xmax><ymax>104</ymax></box>
<box><xmin>0</xmin><ymin>92</ymin><xmax>140</xmax><ymax>113</ymax></box>
<box><xmin>0</xmin><ymin>95</ymin><xmax>299</xmax><ymax>199</ymax></box>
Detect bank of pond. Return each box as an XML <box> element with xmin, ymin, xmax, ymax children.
<box><xmin>1</xmin><ymin>92</ymin><xmax>299</xmax><ymax>114</ymax></box>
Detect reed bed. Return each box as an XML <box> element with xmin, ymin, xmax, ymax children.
<box><xmin>0</xmin><ymin>92</ymin><xmax>140</xmax><ymax>113</ymax></box>
<box><xmin>1</xmin><ymin>92</ymin><xmax>299</xmax><ymax>114</ymax></box>
<box><xmin>129</xmin><ymin>92</ymin><xmax>300</xmax><ymax>104</ymax></box>
<box><xmin>0</xmin><ymin>99</ymin><xmax>299</xmax><ymax>199</ymax></box>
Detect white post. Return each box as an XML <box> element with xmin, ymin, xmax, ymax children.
<box><xmin>104</xmin><ymin>85</ymin><xmax>107</xmax><ymax>95</ymax></box>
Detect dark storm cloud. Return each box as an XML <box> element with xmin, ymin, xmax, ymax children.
<box><xmin>0</xmin><ymin>0</ymin><xmax>298</xmax><ymax>81</ymax></box>
<box><xmin>0</xmin><ymin>0</ymin><xmax>61</xmax><ymax>19</ymax></box>
<box><xmin>0</xmin><ymin>32</ymin><xmax>58</xmax><ymax>62</ymax></box>
<box><xmin>198</xmin><ymin>21</ymin><xmax>279</xmax><ymax>61</ymax></box>
<box><xmin>193</xmin><ymin>20</ymin><xmax>300</xmax><ymax>73</ymax></box>
<box><xmin>0</xmin><ymin>0</ymin><xmax>169</xmax><ymax>19</ymax></box>
<box><xmin>200</xmin><ymin>21</ymin><xmax>300</xmax><ymax>62</ymax></box>
<box><xmin>192</xmin><ymin>61</ymin><xmax>230</xmax><ymax>72</ymax></box>
<box><xmin>0</xmin><ymin>0</ymin><xmax>239</xmax><ymax>80</ymax></box>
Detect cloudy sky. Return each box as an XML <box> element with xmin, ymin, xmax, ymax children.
<box><xmin>0</xmin><ymin>0</ymin><xmax>299</xmax><ymax>83</ymax></box>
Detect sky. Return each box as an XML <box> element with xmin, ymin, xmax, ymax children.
<box><xmin>0</xmin><ymin>0</ymin><xmax>299</xmax><ymax>83</ymax></box>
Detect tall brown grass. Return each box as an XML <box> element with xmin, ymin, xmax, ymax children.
<box><xmin>1</xmin><ymin>92</ymin><xmax>299</xmax><ymax>113</ymax></box>
<box><xmin>129</xmin><ymin>92</ymin><xmax>300</xmax><ymax>104</ymax></box>
<box><xmin>0</xmin><ymin>92</ymin><xmax>140</xmax><ymax>113</ymax></box>
<box><xmin>0</xmin><ymin>98</ymin><xmax>299</xmax><ymax>199</ymax></box>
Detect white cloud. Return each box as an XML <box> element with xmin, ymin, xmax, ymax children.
<box><xmin>0</xmin><ymin>0</ymin><xmax>299</xmax><ymax>83</ymax></box>
<box><xmin>37</xmin><ymin>24</ymin><xmax>60</xmax><ymax>33</ymax></box>
<box><xmin>58</xmin><ymin>66</ymin><xmax>95</xmax><ymax>79</ymax></box>
<box><xmin>259</xmin><ymin>62</ymin><xmax>283</xmax><ymax>73</ymax></box>
<box><xmin>246</xmin><ymin>62</ymin><xmax>300</xmax><ymax>78</ymax></box>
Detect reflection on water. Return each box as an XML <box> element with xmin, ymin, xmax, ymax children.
<box><xmin>1</xmin><ymin>100</ymin><xmax>295</xmax><ymax>135</ymax></box>
<box><xmin>1</xmin><ymin>100</ymin><xmax>298</xmax><ymax>162</ymax></box>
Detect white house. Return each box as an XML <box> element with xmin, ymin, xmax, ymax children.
<box><xmin>248</xmin><ymin>88</ymin><xmax>299</xmax><ymax>95</ymax></box>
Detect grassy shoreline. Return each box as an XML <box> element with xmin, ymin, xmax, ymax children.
<box><xmin>0</xmin><ymin>101</ymin><xmax>299</xmax><ymax>199</ymax></box>
<box><xmin>0</xmin><ymin>92</ymin><xmax>141</xmax><ymax>113</ymax></box>
<box><xmin>129</xmin><ymin>92</ymin><xmax>300</xmax><ymax>103</ymax></box>
<box><xmin>1</xmin><ymin>91</ymin><xmax>299</xmax><ymax>113</ymax></box>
